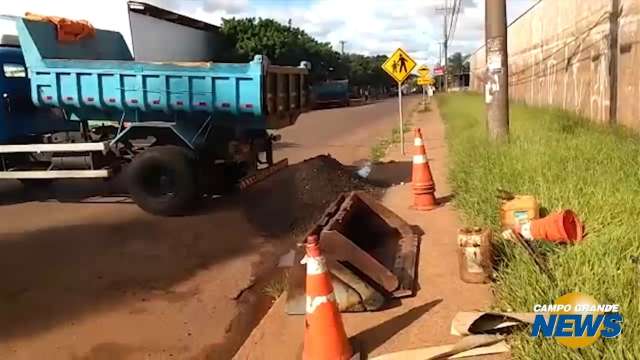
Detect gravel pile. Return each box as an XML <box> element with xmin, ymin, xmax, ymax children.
<box><xmin>285</xmin><ymin>155</ymin><xmax>381</xmax><ymax>209</ymax></box>
<box><xmin>243</xmin><ymin>155</ymin><xmax>382</xmax><ymax>238</ymax></box>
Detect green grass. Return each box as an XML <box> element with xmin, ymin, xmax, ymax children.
<box><xmin>370</xmin><ymin>111</ymin><xmax>414</xmax><ymax>162</ymax></box>
<box><xmin>370</xmin><ymin>141</ymin><xmax>390</xmax><ymax>162</ymax></box>
<box><xmin>262</xmin><ymin>271</ymin><xmax>289</xmax><ymax>301</ymax></box>
<box><xmin>437</xmin><ymin>93</ymin><xmax>640</xmax><ymax>359</ymax></box>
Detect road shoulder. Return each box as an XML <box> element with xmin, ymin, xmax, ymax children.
<box><xmin>234</xmin><ymin>101</ymin><xmax>502</xmax><ymax>359</ymax></box>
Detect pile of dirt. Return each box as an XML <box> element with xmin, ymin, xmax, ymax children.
<box><xmin>242</xmin><ymin>155</ymin><xmax>383</xmax><ymax>239</ymax></box>
<box><xmin>283</xmin><ymin>155</ymin><xmax>382</xmax><ymax>237</ymax></box>
<box><xmin>286</xmin><ymin>154</ymin><xmax>381</xmax><ymax>209</ymax></box>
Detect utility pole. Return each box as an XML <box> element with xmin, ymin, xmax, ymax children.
<box><xmin>609</xmin><ymin>0</ymin><xmax>620</xmax><ymax>124</ymax></box>
<box><xmin>443</xmin><ymin>6</ymin><xmax>448</xmax><ymax>93</ymax></box>
<box><xmin>438</xmin><ymin>41</ymin><xmax>444</xmax><ymax>91</ymax></box>
<box><xmin>485</xmin><ymin>0</ymin><xmax>509</xmax><ymax>141</ymax></box>
<box><xmin>339</xmin><ymin>40</ymin><xmax>346</xmax><ymax>55</ymax></box>
<box><xmin>435</xmin><ymin>1</ymin><xmax>451</xmax><ymax>92</ymax></box>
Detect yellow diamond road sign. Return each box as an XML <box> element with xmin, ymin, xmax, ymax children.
<box><xmin>417</xmin><ymin>72</ymin><xmax>433</xmax><ymax>85</ymax></box>
<box><xmin>417</xmin><ymin>65</ymin><xmax>430</xmax><ymax>77</ymax></box>
<box><xmin>382</xmin><ymin>48</ymin><xmax>416</xmax><ymax>83</ymax></box>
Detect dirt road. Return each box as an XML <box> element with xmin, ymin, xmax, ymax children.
<box><xmin>0</xmin><ymin>95</ymin><xmax>419</xmax><ymax>360</ymax></box>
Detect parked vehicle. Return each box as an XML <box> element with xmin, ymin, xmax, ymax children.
<box><xmin>310</xmin><ymin>79</ymin><xmax>349</xmax><ymax>108</ymax></box>
<box><xmin>0</xmin><ymin>17</ymin><xmax>310</xmax><ymax>215</ymax></box>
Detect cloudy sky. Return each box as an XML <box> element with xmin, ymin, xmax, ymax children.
<box><xmin>0</xmin><ymin>0</ymin><xmax>538</xmax><ymax>67</ymax></box>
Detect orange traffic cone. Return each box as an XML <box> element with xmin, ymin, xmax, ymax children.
<box><xmin>410</xmin><ymin>128</ymin><xmax>437</xmax><ymax>211</ymax></box>
<box><xmin>302</xmin><ymin>235</ymin><xmax>354</xmax><ymax>360</ymax></box>
<box><xmin>514</xmin><ymin>210</ymin><xmax>584</xmax><ymax>244</ymax></box>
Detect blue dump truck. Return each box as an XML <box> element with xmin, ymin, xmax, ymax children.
<box><xmin>0</xmin><ymin>17</ymin><xmax>309</xmax><ymax>215</ymax></box>
<box><xmin>310</xmin><ymin>79</ymin><xmax>349</xmax><ymax>108</ymax></box>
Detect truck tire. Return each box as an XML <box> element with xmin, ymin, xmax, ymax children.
<box><xmin>127</xmin><ymin>145</ymin><xmax>197</xmax><ymax>216</ymax></box>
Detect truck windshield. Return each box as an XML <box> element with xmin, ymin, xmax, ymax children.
<box><xmin>3</xmin><ymin>63</ymin><xmax>26</xmax><ymax>78</ymax></box>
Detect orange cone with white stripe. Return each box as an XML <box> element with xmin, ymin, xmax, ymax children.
<box><xmin>302</xmin><ymin>235</ymin><xmax>353</xmax><ymax>360</ymax></box>
<box><xmin>411</xmin><ymin>128</ymin><xmax>437</xmax><ymax>211</ymax></box>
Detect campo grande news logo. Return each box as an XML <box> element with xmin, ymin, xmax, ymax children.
<box><xmin>531</xmin><ymin>292</ymin><xmax>623</xmax><ymax>348</ymax></box>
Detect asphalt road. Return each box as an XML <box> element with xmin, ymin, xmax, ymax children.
<box><xmin>275</xmin><ymin>96</ymin><xmax>419</xmax><ymax>165</ymax></box>
<box><xmin>0</xmin><ymin>95</ymin><xmax>419</xmax><ymax>360</ymax></box>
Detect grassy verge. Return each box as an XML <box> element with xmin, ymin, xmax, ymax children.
<box><xmin>370</xmin><ymin>110</ymin><xmax>414</xmax><ymax>162</ymax></box>
<box><xmin>437</xmin><ymin>93</ymin><xmax>640</xmax><ymax>359</ymax></box>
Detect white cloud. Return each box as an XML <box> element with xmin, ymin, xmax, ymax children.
<box><xmin>0</xmin><ymin>0</ymin><xmax>538</xmax><ymax>69</ymax></box>
<box><xmin>0</xmin><ymin>0</ymin><xmax>132</xmax><ymax>47</ymax></box>
<box><xmin>202</xmin><ymin>0</ymin><xmax>250</xmax><ymax>13</ymax></box>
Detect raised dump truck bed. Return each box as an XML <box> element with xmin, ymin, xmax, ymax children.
<box><xmin>17</xmin><ymin>17</ymin><xmax>309</xmax><ymax>130</ymax></box>
<box><xmin>0</xmin><ymin>16</ymin><xmax>310</xmax><ymax>215</ymax></box>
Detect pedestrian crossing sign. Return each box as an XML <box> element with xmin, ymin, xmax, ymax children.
<box><xmin>382</xmin><ymin>48</ymin><xmax>416</xmax><ymax>84</ymax></box>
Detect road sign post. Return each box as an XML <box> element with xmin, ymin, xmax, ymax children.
<box><xmin>381</xmin><ymin>48</ymin><xmax>416</xmax><ymax>155</ymax></box>
<box><xmin>398</xmin><ymin>83</ymin><xmax>404</xmax><ymax>155</ymax></box>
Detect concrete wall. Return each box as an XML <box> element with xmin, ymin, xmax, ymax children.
<box><xmin>617</xmin><ymin>0</ymin><xmax>640</xmax><ymax>129</ymax></box>
<box><xmin>128</xmin><ymin>12</ymin><xmax>224</xmax><ymax>62</ymax></box>
<box><xmin>470</xmin><ymin>0</ymin><xmax>640</xmax><ymax>128</ymax></box>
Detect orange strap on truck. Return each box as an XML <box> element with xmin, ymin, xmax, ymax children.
<box><xmin>24</xmin><ymin>12</ymin><xmax>96</xmax><ymax>42</ymax></box>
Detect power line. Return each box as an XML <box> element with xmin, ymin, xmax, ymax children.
<box><xmin>447</xmin><ymin>0</ymin><xmax>462</xmax><ymax>43</ymax></box>
<box><xmin>446</xmin><ymin>0</ymin><xmax>457</xmax><ymax>41</ymax></box>
<box><xmin>435</xmin><ymin>1</ymin><xmax>453</xmax><ymax>92</ymax></box>
<box><xmin>451</xmin><ymin>0</ymin><xmax>462</xmax><ymax>42</ymax></box>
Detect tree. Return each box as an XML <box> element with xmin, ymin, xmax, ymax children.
<box><xmin>446</xmin><ymin>52</ymin><xmax>471</xmax><ymax>89</ymax></box>
<box><xmin>219</xmin><ymin>17</ymin><xmax>396</xmax><ymax>93</ymax></box>
<box><xmin>220</xmin><ymin>18</ymin><xmax>345</xmax><ymax>82</ymax></box>
<box><xmin>447</xmin><ymin>52</ymin><xmax>470</xmax><ymax>75</ymax></box>
<box><xmin>340</xmin><ymin>53</ymin><xmax>395</xmax><ymax>90</ymax></box>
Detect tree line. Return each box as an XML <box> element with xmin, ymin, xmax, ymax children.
<box><xmin>219</xmin><ymin>17</ymin><xmax>395</xmax><ymax>90</ymax></box>
<box><xmin>219</xmin><ymin>17</ymin><xmax>470</xmax><ymax>90</ymax></box>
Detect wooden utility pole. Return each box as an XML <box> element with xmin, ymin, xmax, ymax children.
<box><xmin>443</xmin><ymin>5</ymin><xmax>449</xmax><ymax>93</ymax></box>
<box><xmin>436</xmin><ymin>2</ymin><xmax>452</xmax><ymax>92</ymax></box>
<box><xmin>485</xmin><ymin>0</ymin><xmax>509</xmax><ymax>141</ymax></box>
<box><xmin>339</xmin><ymin>40</ymin><xmax>346</xmax><ymax>55</ymax></box>
<box><xmin>609</xmin><ymin>0</ymin><xmax>620</xmax><ymax>124</ymax></box>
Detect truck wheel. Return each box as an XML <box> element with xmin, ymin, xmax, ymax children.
<box><xmin>127</xmin><ymin>145</ymin><xmax>197</xmax><ymax>216</ymax></box>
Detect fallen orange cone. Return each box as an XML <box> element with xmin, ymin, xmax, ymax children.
<box><xmin>514</xmin><ymin>210</ymin><xmax>584</xmax><ymax>244</ymax></box>
<box><xmin>302</xmin><ymin>234</ymin><xmax>354</xmax><ymax>360</ymax></box>
<box><xmin>410</xmin><ymin>128</ymin><xmax>437</xmax><ymax>211</ymax></box>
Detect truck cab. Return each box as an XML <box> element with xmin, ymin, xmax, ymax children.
<box><xmin>0</xmin><ymin>35</ymin><xmax>75</xmax><ymax>144</ymax></box>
